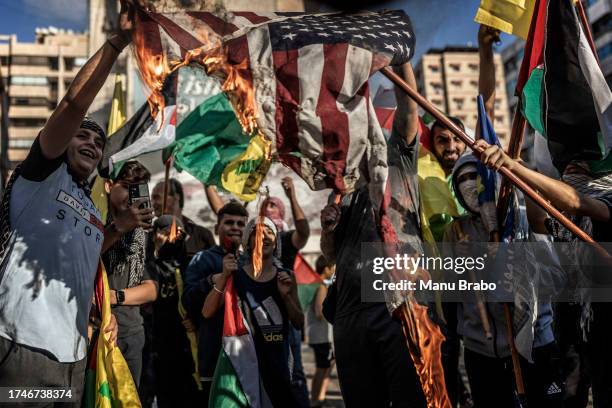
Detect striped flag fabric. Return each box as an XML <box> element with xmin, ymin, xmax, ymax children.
<box><xmin>517</xmin><ymin>0</ymin><xmax>612</xmax><ymax>172</ymax></box>
<box><xmin>132</xmin><ymin>8</ymin><xmax>415</xmax><ymax>210</ymax></box>
<box><xmin>209</xmin><ymin>276</ymin><xmax>272</xmax><ymax>408</ymax></box>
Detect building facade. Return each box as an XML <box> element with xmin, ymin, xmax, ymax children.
<box><xmin>415</xmin><ymin>46</ymin><xmax>511</xmax><ymax>146</ymax></box>
<box><xmin>0</xmin><ymin>29</ymin><xmax>88</xmax><ymax>165</ymax></box>
<box><xmin>587</xmin><ymin>0</ymin><xmax>612</xmax><ymax>84</ymax></box>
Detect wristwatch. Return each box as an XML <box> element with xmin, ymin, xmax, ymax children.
<box><xmin>116</xmin><ymin>290</ymin><xmax>125</xmax><ymax>305</ymax></box>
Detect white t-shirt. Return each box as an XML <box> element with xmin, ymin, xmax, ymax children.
<box><xmin>0</xmin><ymin>140</ymin><xmax>103</xmax><ymax>362</ymax></box>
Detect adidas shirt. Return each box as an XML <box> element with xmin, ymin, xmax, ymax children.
<box><xmin>0</xmin><ymin>139</ymin><xmax>103</xmax><ymax>362</ymax></box>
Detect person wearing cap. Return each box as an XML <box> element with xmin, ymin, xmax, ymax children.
<box><xmin>203</xmin><ymin>216</ymin><xmax>304</xmax><ymax>407</ymax></box>
<box><xmin>0</xmin><ymin>1</ymin><xmax>141</xmax><ymax>400</ymax></box>
<box><xmin>443</xmin><ymin>153</ymin><xmax>561</xmax><ymax>408</ymax></box>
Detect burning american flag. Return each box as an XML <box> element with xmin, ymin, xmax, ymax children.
<box><xmin>133</xmin><ymin>8</ymin><xmax>415</xmax><ymax>205</ymax></box>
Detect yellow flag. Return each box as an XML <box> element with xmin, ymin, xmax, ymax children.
<box><xmin>474</xmin><ymin>0</ymin><xmax>536</xmax><ymax>39</ymax></box>
<box><xmin>221</xmin><ymin>132</ymin><xmax>272</xmax><ymax>202</ymax></box>
<box><xmin>417</xmin><ymin>145</ymin><xmax>460</xmax><ymax>245</ymax></box>
<box><xmin>92</xmin><ymin>74</ymin><xmax>127</xmax><ymax>223</ymax></box>
<box><xmin>84</xmin><ymin>262</ymin><xmax>141</xmax><ymax>408</ymax></box>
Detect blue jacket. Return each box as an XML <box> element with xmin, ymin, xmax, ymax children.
<box><xmin>182</xmin><ymin>245</ymin><xmax>224</xmax><ymax>378</ymax></box>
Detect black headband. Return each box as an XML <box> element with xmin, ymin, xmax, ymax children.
<box><xmin>80</xmin><ymin>117</ymin><xmax>106</xmax><ymax>145</ymax></box>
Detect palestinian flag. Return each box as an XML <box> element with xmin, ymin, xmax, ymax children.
<box><xmin>209</xmin><ymin>276</ymin><xmax>272</xmax><ymax>408</ymax></box>
<box><xmin>98</xmin><ymin>71</ymin><xmax>178</xmax><ymax>178</ymax></box>
<box><xmin>517</xmin><ymin>0</ymin><xmax>612</xmax><ymax>172</ymax></box>
<box><xmin>293</xmin><ymin>253</ymin><xmax>323</xmax><ymax>312</ymax></box>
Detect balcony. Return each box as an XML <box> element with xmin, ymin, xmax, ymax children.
<box><xmin>8</xmin><ymin>126</ymin><xmax>41</xmax><ymax>138</ymax></box>
<box><xmin>8</xmin><ymin>105</ymin><xmax>50</xmax><ymax>118</ymax></box>
<box><xmin>9</xmin><ymin>85</ymin><xmax>50</xmax><ymax>98</ymax></box>
<box><xmin>589</xmin><ymin>0</ymin><xmax>611</xmax><ymax>24</ymax></box>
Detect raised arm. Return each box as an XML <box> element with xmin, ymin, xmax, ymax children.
<box><xmin>392</xmin><ymin>62</ymin><xmax>419</xmax><ymax>145</ymax></box>
<box><xmin>39</xmin><ymin>1</ymin><xmax>133</xmax><ymax>159</ymax></box>
<box><xmin>475</xmin><ymin>139</ymin><xmax>610</xmax><ymax>222</ymax></box>
<box><xmin>205</xmin><ymin>185</ymin><xmax>225</xmax><ymax>215</ymax></box>
<box><xmin>478</xmin><ymin>25</ymin><xmax>500</xmax><ymax>123</ymax></box>
<box><xmin>282</xmin><ymin>177</ymin><xmax>310</xmax><ymax>250</ymax></box>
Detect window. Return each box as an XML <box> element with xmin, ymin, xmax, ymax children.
<box><xmin>10</xmin><ymin>76</ymin><xmax>48</xmax><ymax>86</ymax></box>
<box><xmin>9</xmin><ymin>139</ymin><xmax>34</xmax><ymax>149</ymax></box>
<box><xmin>593</xmin><ymin>14</ymin><xmax>612</xmax><ymax>39</ymax></box>
<box><xmin>10</xmin><ymin>97</ymin><xmax>48</xmax><ymax>106</ymax></box>
<box><xmin>598</xmin><ymin>43</ymin><xmax>612</xmax><ymax>60</ymax></box>
<box><xmin>11</xmin><ymin>55</ymin><xmax>49</xmax><ymax>66</ymax></box>
<box><xmin>9</xmin><ymin>118</ymin><xmax>46</xmax><ymax>127</ymax></box>
<box><xmin>468</xmin><ymin>63</ymin><xmax>478</xmax><ymax>72</ymax></box>
<box><xmin>427</xmin><ymin>64</ymin><xmax>440</xmax><ymax>73</ymax></box>
<box><xmin>495</xmin><ymin>115</ymin><xmax>504</xmax><ymax>123</ymax></box>
<box><xmin>450</xmin><ymin>80</ymin><xmax>462</xmax><ymax>87</ymax></box>
<box><xmin>470</xmin><ymin>80</ymin><xmax>478</xmax><ymax>88</ymax></box>
<box><xmin>449</xmin><ymin>63</ymin><xmax>460</xmax><ymax>72</ymax></box>
<box><xmin>453</xmin><ymin>97</ymin><xmax>465</xmax><ymax>110</ymax></box>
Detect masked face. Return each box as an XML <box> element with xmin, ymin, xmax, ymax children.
<box><xmin>457</xmin><ymin>164</ymin><xmax>479</xmax><ymax>213</ymax></box>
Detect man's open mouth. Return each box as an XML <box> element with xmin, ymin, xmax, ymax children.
<box><xmin>79</xmin><ymin>149</ymin><xmax>96</xmax><ymax>160</ymax></box>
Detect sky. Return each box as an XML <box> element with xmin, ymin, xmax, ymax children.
<box><xmin>0</xmin><ymin>0</ymin><xmax>511</xmax><ymax>59</ymax></box>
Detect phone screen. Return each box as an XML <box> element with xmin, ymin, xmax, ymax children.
<box><xmin>129</xmin><ymin>183</ymin><xmax>151</xmax><ymax>210</ymax></box>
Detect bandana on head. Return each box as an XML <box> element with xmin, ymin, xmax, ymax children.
<box><xmin>262</xmin><ymin>197</ymin><xmax>286</xmax><ymax>232</ymax></box>
<box><xmin>80</xmin><ymin>117</ymin><xmax>106</xmax><ymax>144</ymax></box>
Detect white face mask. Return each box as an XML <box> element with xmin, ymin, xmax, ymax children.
<box><xmin>458</xmin><ymin>179</ymin><xmax>480</xmax><ymax>213</ymax></box>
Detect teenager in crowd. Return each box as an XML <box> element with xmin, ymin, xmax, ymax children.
<box><xmin>182</xmin><ymin>201</ymin><xmax>249</xmax><ymax>405</ymax></box>
<box><xmin>149</xmin><ymin>215</ymin><xmax>203</xmax><ymax>407</ymax></box>
<box><xmin>307</xmin><ymin>256</ymin><xmax>336</xmax><ymax>408</ymax></box>
<box><xmin>102</xmin><ymin>160</ymin><xmax>156</xmax><ymax>385</ymax></box>
<box><xmin>204</xmin><ymin>216</ymin><xmax>304</xmax><ymax>407</ymax></box>
<box><xmin>0</xmin><ymin>1</ymin><xmax>137</xmax><ymax>402</ymax></box>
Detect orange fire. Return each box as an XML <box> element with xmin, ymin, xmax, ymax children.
<box><xmin>132</xmin><ymin>10</ymin><xmax>171</xmax><ymax>120</ymax></box>
<box><xmin>398</xmin><ymin>300</ymin><xmax>451</xmax><ymax>408</ymax></box>
<box><xmin>132</xmin><ymin>10</ymin><xmax>258</xmax><ymax>135</ymax></box>
<box><xmin>174</xmin><ymin>46</ymin><xmax>258</xmax><ymax>135</ymax></box>
<box><xmin>168</xmin><ymin>215</ymin><xmax>178</xmax><ymax>243</ymax></box>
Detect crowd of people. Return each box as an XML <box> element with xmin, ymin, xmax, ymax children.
<box><xmin>0</xmin><ymin>3</ymin><xmax>611</xmax><ymax>408</ymax></box>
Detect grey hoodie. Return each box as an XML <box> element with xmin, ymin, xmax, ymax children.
<box><xmin>445</xmin><ymin>154</ymin><xmax>555</xmax><ymax>359</ymax></box>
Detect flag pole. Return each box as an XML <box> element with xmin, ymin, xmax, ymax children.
<box><xmin>161</xmin><ymin>156</ymin><xmax>172</xmax><ymax>215</ymax></box>
<box><xmin>380</xmin><ymin>66</ymin><xmax>608</xmax><ymax>253</ymax></box>
<box><xmin>575</xmin><ymin>0</ymin><xmax>601</xmax><ymax>66</ymax></box>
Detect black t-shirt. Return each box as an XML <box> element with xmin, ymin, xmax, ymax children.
<box><xmin>149</xmin><ymin>257</ymin><xmax>196</xmax><ymax>376</ymax></box>
<box><xmin>234</xmin><ymin>264</ymin><xmax>297</xmax><ymax>407</ymax></box>
<box><xmin>334</xmin><ymin>133</ymin><xmax>421</xmax><ymax>319</ymax></box>
<box><xmin>593</xmin><ymin>194</ymin><xmax>612</xmax><ymax>243</ymax></box>
<box><xmin>280</xmin><ymin>230</ymin><xmax>299</xmax><ymax>270</ymax></box>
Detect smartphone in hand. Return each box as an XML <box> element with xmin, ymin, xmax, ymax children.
<box><xmin>128</xmin><ymin>183</ymin><xmax>152</xmax><ymax>211</ymax></box>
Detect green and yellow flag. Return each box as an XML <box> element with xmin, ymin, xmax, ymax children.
<box><xmin>84</xmin><ymin>262</ymin><xmax>141</xmax><ymax>408</ymax></box>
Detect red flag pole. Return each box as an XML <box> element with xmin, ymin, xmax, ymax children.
<box><xmin>380</xmin><ymin>66</ymin><xmax>608</xmax><ymax>254</ymax></box>
<box><xmin>575</xmin><ymin>0</ymin><xmax>601</xmax><ymax>66</ymax></box>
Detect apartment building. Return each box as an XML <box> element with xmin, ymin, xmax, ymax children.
<box><xmin>415</xmin><ymin>46</ymin><xmax>511</xmax><ymax>146</ymax></box>
<box><xmin>0</xmin><ymin>28</ymin><xmax>88</xmax><ymax>165</ymax></box>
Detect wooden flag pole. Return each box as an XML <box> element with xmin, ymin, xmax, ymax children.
<box><xmin>161</xmin><ymin>156</ymin><xmax>172</xmax><ymax>215</ymax></box>
<box><xmin>380</xmin><ymin>66</ymin><xmax>608</xmax><ymax>253</ymax></box>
